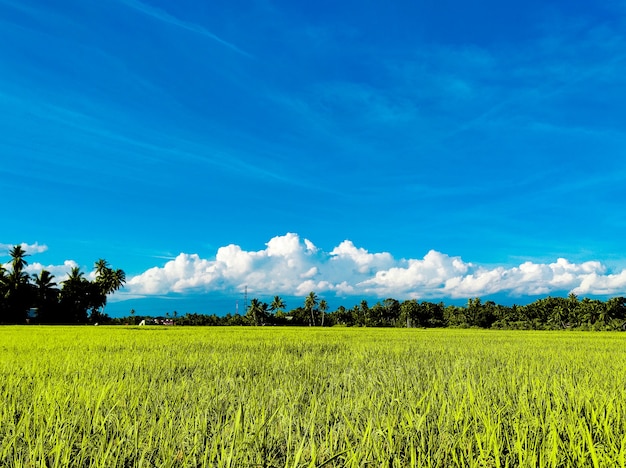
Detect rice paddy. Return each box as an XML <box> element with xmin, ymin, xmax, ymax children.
<box><xmin>1</xmin><ymin>326</ymin><xmax>625</xmax><ymax>467</ymax></box>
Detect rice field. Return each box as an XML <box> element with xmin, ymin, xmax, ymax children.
<box><xmin>1</xmin><ymin>326</ymin><xmax>625</xmax><ymax>467</ymax></box>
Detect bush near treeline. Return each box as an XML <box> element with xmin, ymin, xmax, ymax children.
<box><xmin>3</xmin><ymin>245</ymin><xmax>625</xmax><ymax>329</ymax></box>
<box><xmin>0</xmin><ymin>245</ymin><xmax>125</xmax><ymax>324</ymax></box>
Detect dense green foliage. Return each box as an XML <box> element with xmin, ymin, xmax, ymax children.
<box><xmin>118</xmin><ymin>294</ymin><xmax>626</xmax><ymax>331</ymax></box>
<box><xmin>0</xmin><ymin>246</ymin><xmax>125</xmax><ymax>324</ymax></box>
<box><xmin>2</xmin><ymin>327</ymin><xmax>626</xmax><ymax>467</ymax></box>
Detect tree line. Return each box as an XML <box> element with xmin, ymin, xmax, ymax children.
<box><xmin>118</xmin><ymin>291</ymin><xmax>626</xmax><ymax>331</ymax></box>
<box><xmin>0</xmin><ymin>245</ymin><xmax>125</xmax><ymax>324</ymax></box>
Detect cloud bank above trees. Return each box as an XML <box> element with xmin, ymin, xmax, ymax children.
<box><xmin>3</xmin><ymin>233</ymin><xmax>625</xmax><ymax>302</ymax></box>
<box><xmin>122</xmin><ymin>233</ymin><xmax>626</xmax><ymax>301</ymax></box>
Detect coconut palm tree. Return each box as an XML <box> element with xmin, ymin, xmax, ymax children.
<box><xmin>270</xmin><ymin>296</ymin><xmax>286</xmax><ymax>315</ymax></box>
<box><xmin>550</xmin><ymin>305</ymin><xmax>567</xmax><ymax>329</ymax></box>
<box><xmin>32</xmin><ymin>269</ymin><xmax>58</xmax><ymax>323</ymax></box>
<box><xmin>0</xmin><ymin>264</ymin><xmax>8</xmax><ymax>322</ymax></box>
<box><xmin>93</xmin><ymin>260</ymin><xmax>126</xmax><ymax>317</ymax></box>
<box><xmin>305</xmin><ymin>292</ymin><xmax>319</xmax><ymax>326</ymax></box>
<box><xmin>66</xmin><ymin>267</ymin><xmax>85</xmax><ymax>283</ymax></box>
<box><xmin>94</xmin><ymin>259</ymin><xmax>112</xmax><ymax>293</ymax></box>
<box><xmin>95</xmin><ymin>259</ymin><xmax>124</xmax><ymax>292</ymax></box>
<box><xmin>3</xmin><ymin>245</ymin><xmax>32</xmax><ymax>323</ymax></box>
<box><xmin>319</xmin><ymin>299</ymin><xmax>328</xmax><ymax>327</ymax></box>
<box><xmin>9</xmin><ymin>245</ymin><xmax>28</xmax><ymax>275</ymax></box>
<box><xmin>33</xmin><ymin>269</ymin><xmax>56</xmax><ymax>295</ymax></box>
<box><xmin>247</xmin><ymin>298</ymin><xmax>268</xmax><ymax>326</ymax></box>
<box><xmin>60</xmin><ymin>267</ymin><xmax>92</xmax><ymax>323</ymax></box>
<box><xmin>95</xmin><ymin>258</ymin><xmax>109</xmax><ymax>275</ymax></box>
<box><xmin>111</xmin><ymin>268</ymin><xmax>126</xmax><ymax>292</ymax></box>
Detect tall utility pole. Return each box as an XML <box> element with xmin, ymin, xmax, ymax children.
<box><xmin>244</xmin><ymin>285</ymin><xmax>248</xmax><ymax>312</ymax></box>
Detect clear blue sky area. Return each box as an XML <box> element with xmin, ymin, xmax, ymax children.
<box><xmin>1</xmin><ymin>0</ymin><xmax>625</xmax><ymax>316</ymax></box>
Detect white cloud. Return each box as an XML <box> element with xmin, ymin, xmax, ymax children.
<box><xmin>360</xmin><ymin>250</ymin><xmax>470</xmax><ymax>297</ymax></box>
<box><xmin>0</xmin><ymin>242</ymin><xmax>48</xmax><ymax>255</ymax></box>
<box><xmin>127</xmin><ymin>253</ymin><xmax>221</xmax><ymax>295</ymax></box>
<box><xmin>571</xmin><ymin>270</ymin><xmax>626</xmax><ymax>296</ymax></box>
<box><xmin>127</xmin><ymin>233</ymin><xmax>322</xmax><ymax>296</ymax></box>
<box><xmin>123</xmin><ymin>233</ymin><xmax>626</xmax><ymax>301</ymax></box>
<box><xmin>330</xmin><ymin>240</ymin><xmax>394</xmax><ymax>275</ymax></box>
<box><xmin>6</xmin><ymin>234</ymin><xmax>625</xmax><ymax>301</ymax></box>
<box><xmin>24</xmin><ymin>260</ymin><xmax>79</xmax><ymax>283</ymax></box>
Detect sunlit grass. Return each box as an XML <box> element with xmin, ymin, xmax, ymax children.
<box><xmin>1</xmin><ymin>327</ymin><xmax>625</xmax><ymax>467</ymax></box>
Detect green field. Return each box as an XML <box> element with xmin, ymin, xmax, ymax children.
<box><xmin>1</xmin><ymin>327</ymin><xmax>625</xmax><ymax>467</ymax></box>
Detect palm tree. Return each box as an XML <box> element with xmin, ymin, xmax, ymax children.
<box><xmin>0</xmin><ymin>264</ymin><xmax>8</xmax><ymax>322</ymax></box>
<box><xmin>66</xmin><ymin>267</ymin><xmax>84</xmax><ymax>283</ymax></box>
<box><xmin>0</xmin><ymin>264</ymin><xmax>6</xmax><ymax>293</ymax></box>
<box><xmin>93</xmin><ymin>260</ymin><xmax>126</xmax><ymax>316</ymax></box>
<box><xmin>567</xmin><ymin>293</ymin><xmax>581</xmax><ymax>326</ymax></box>
<box><xmin>247</xmin><ymin>298</ymin><xmax>267</xmax><ymax>326</ymax></box>
<box><xmin>3</xmin><ymin>245</ymin><xmax>32</xmax><ymax>323</ymax></box>
<box><xmin>111</xmin><ymin>269</ymin><xmax>126</xmax><ymax>292</ymax></box>
<box><xmin>305</xmin><ymin>292</ymin><xmax>318</xmax><ymax>326</ymax></box>
<box><xmin>358</xmin><ymin>300</ymin><xmax>369</xmax><ymax>327</ymax></box>
<box><xmin>95</xmin><ymin>258</ymin><xmax>109</xmax><ymax>273</ymax></box>
<box><xmin>32</xmin><ymin>269</ymin><xmax>58</xmax><ymax>323</ymax></box>
<box><xmin>95</xmin><ymin>259</ymin><xmax>125</xmax><ymax>291</ymax></box>
<box><xmin>9</xmin><ymin>245</ymin><xmax>29</xmax><ymax>275</ymax></box>
<box><xmin>33</xmin><ymin>269</ymin><xmax>57</xmax><ymax>295</ymax></box>
<box><xmin>319</xmin><ymin>299</ymin><xmax>328</xmax><ymax>327</ymax></box>
<box><xmin>597</xmin><ymin>305</ymin><xmax>610</xmax><ymax>328</ymax></box>
<box><xmin>605</xmin><ymin>297</ymin><xmax>626</xmax><ymax>329</ymax></box>
<box><xmin>95</xmin><ymin>259</ymin><xmax>112</xmax><ymax>292</ymax></box>
<box><xmin>550</xmin><ymin>305</ymin><xmax>567</xmax><ymax>329</ymax></box>
<box><xmin>60</xmin><ymin>267</ymin><xmax>92</xmax><ymax>323</ymax></box>
<box><xmin>270</xmin><ymin>296</ymin><xmax>286</xmax><ymax>315</ymax></box>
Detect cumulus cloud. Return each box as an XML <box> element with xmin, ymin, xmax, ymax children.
<box><xmin>24</xmin><ymin>260</ymin><xmax>79</xmax><ymax>283</ymax></box>
<box><xmin>127</xmin><ymin>233</ymin><xmax>323</xmax><ymax>295</ymax></box>
<box><xmin>330</xmin><ymin>240</ymin><xmax>394</xmax><ymax>275</ymax></box>
<box><xmin>124</xmin><ymin>233</ymin><xmax>626</xmax><ymax>300</ymax></box>
<box><xmin>0</xmin><ymin>242</ymin><xmax>48</xmax><ymax>255</ymax></box>
<box><xmin>9</xmin><ymin>234</ymin><xmax>623</xmax><ymax>301</ymax></box>
<box><xmin>361</xmin><ymin>250</ymin><xmax>470</xmax><ymax>297</ymax></box>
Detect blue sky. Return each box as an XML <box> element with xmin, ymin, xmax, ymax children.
<box><xmin>1</xmin><ymin>0</ymin><xmax>626</xmax><ymax>316</ymax></box>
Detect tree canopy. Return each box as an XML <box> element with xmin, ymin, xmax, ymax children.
<box><xmin>220</xmin><ymin>291</ymin><xmax>626</xmax><ymax>330</ymax></box>
<box><xmin>0</xmin><ymin>247</ymin><xmax>125</xmax><ymax>324</ymax></box>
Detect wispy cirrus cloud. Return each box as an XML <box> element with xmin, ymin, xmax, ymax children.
<box><xmin>123</xmin><ymin>233</ymin><xmax>626</xmax><ymax>301</ymax></box>
<box><xmin>117</xmin><ymin>0</ymin><xmax>251</xmax><ymax>57</ymax></box>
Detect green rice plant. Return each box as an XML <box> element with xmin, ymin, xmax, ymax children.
<box><xmin>0</xmin><ymin>327</ymin><xmax>625</xmax><ymax>467</ymax></box>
